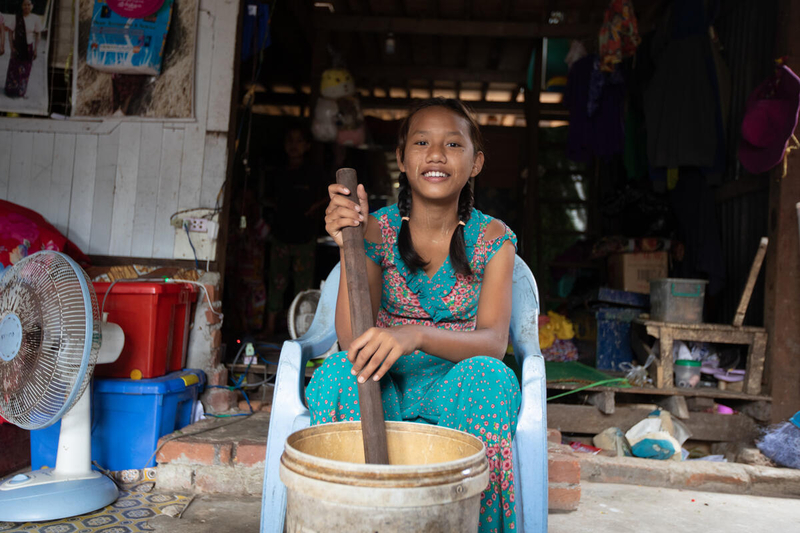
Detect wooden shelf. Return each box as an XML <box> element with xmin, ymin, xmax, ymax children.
<box><xmin>229</xmin><ymin>355</ymin><xmax>318</xmax><ymax>378</ymax></box>
<box><xmin>546</xmin><ymin>382</ymin><xmax>771</xmax><ymax>402</ymax></box>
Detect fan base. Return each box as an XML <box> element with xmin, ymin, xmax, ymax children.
<box><xmin>0</xmin><ymin>469</ymin><xmax>119</xmax><ymax>522</ymax></box>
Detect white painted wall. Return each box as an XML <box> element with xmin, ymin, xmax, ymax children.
<box><xmin>0</xmin><ymin>0</ymin><xmax>239</xmax><ymax>261</ymax></box>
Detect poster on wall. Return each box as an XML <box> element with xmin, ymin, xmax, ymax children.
<box><xmin>73</xmin><ymin>0</ymin><xmax>197</xmax><ymax>117</ymax></box>
<box><xmin>0</xmin><ymin>0</ymin><xmax>53</xmax><ymax>116</ymax></box>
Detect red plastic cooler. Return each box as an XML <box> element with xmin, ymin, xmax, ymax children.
<box><xmin>93</xmin><ymin>281</ymin><xmax>197</xmax><ymax>379</ymax></box>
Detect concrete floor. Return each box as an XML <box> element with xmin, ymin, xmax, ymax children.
<box><xmin>550</xmin><ymin>482</ymin><xmax>800</xmax><ymax>533</ymax></box>
<box><xmin>148</xmin><ymin>481</ymin><xmax>800</xmax><ymax>533</ymax></box>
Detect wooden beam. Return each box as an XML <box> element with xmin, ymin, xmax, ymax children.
<box><xmin>586</xmin><ymin>391</ymin><xmax>615</xmax><ymax>414</ymax></box>
<box><xmin>547</xmin><ymin>404</ymin><xmax>759</xmax><ymax>442</ymax></box>
<box><xmin>522</xmin><ymin>39</ymin><xmax>543</xmax><ymax>269</ymax></box>
<box><xmin>656</xmin><ymin>396</ymin><xmax>690</xmax><ymax>420</ymax></box>
<box><xmin>733</xmin><ymin>237</ymin><xmax>768</xmax><ymax>327</ymax></box>
<box><xmin>766</xmin><ymin>0</ymin><xmax>800</xmax><ymax>424</ymax></box>
<box><xmin>252</xmin><ymin>91</ymin><xmax>567</xmax><ymax>118</ymax></box>
<box><xmin>89</xmin><ymin>255</ymin><xmax>215</xmax><ymax>270</ymax></box>
<box><xmin>314</xmin><ymin>14</ymin><xmax>595</xmax><ymax>38</ymax></box>
<box><xmin>714</xmin><ymin>175</ymin><xmax>769</xmax><ymax>203</ymax></box>
<box><xmin>357</xmin><ymin>65</ymin><xmax>526</xmax><ymax>84</ymax></box>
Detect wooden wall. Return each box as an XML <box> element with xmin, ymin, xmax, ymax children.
<box><xmin>0</xmin><ymin>0</ymin><xmax>239</xmax><ymax>260</ymax></box>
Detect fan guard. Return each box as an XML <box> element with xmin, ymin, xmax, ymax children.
<box><xmin>0</xmin><ymin>252</ymin><xmax>100</xmax><ymax>430</ymax></box>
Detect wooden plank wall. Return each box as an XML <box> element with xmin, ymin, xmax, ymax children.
<box><xmin>0</xmin><ymin>0</ymin><xmax>238</xmax><ymax>261</ymax></box>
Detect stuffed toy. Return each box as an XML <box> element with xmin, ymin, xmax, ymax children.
<box><xmin>312</xmin><ymin>68</ymin><xmax>366</xmax><ymax>146</ymax></box>
<box><xmin>311</xmin><ymin>97</ymin><xmax>338</xmax><ymax>142</ymax></box>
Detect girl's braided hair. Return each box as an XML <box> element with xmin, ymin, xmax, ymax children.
<box><xmin>396</xmin><ymin>98</ymin><xmax>484</xmax><ymax>276</ymax></box>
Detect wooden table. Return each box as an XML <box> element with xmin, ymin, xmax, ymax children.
<box><xmin>632</xmin><ymin>318</ymin><xmax>767</xmax><ymax>395</ymax></box>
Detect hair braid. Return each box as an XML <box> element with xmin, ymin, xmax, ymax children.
<box><xmin>449</xmin><ymin>181</ymin><xmax>474</xmax><ymax>276</ymax></box>
<box><xmin>397</xmin><ymin>172</ymin><xmax>428</xmax><ymax>271</ymax></box>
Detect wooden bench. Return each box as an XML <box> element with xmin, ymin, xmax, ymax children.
<box><xmin>633</xmin><ymin>318</ymin><xmax>767</xmax><ymax>395</ymax></box>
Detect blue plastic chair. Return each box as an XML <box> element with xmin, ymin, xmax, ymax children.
<box><xmin>260</xmin><ymin>256</ymin><xmax>548</xmax><ymax>532</ymax></box>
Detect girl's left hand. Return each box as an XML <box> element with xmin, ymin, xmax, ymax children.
<box><xmin>32</xmin><ymin>49</ymin><xmax>37</xmax><ymax>60</ymax></box>
<box><xmin>348</xmin><ymin>326</ymin><xmax>419</xmax><ymax>383</ymax></box>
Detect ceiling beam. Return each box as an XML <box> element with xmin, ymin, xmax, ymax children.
<box><xmin>251</xmin><ymin>92</ymin><xmax>567</xmax><ymax>117</ymax></box>
<box><xmin>356</xmin><ymin>65</ymin><xmax>526</xmax><ymax>84</ymax></box>
<box><xmin>314</xmin><ymin>14</ymin><xmax>595</xmax><ymax>38</ymax></box>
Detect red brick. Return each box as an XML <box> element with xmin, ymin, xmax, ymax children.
<box><xmin>157</xmin><ymin>440</ymin><xmax>216</xmax><ymax>465</ymax></box>
<box><xmin>547</xmin><ymin>428</ymin><xmax>562</xmax><ymax>444</ymax></box>
<box><xmin>204</xmin><ymin>284</ymin><xmax>218</xmax><ymax>305</ymax></box>
<box><xmin>548</xmin><ymin>484</ymin><xmax>581</xmax><ymax>512</ymax></box>
<box><xmin>206</xmin><ymin>307</ymin><xmax>221</xmax><ymax>325</ymax></box>
<box><xmin>238</xmin><ymin>400</ymin><xmax>263</xmax><ymax>412</ymax></box>
<box><xmin>207</xmin><ymin>365</ymin><xmax>228</xmax><ymax>387</ymax></box>
<box><xmin>218</xmin><ymin>443</ymin><xmax>233</xmax><ymax>465</ymax></box>
<box><xmin>209</xmin><ymin>347</ymin><xmax>223</xmax><ymax>367</ymax></box>
<box><xmin>211</xmin><ymin>328</ymin><xmax>222</xmax><ymax>348</ymax></box>
<box><xmin>682</xmin><ymin>471</ymin><xmax>749</xmax><ymax>491</ymax></box>
<box><xmin>235</xmin><ymin>441</ymin><xmax>267</xmax><ymax>467</ymax></box>
<box><xmin>204</xmin><ymin>388</ymin><xmax>236</xmax><ymax>413</ymax></box>
<box><xmin>549</xmin><ymin>453</ymin><xmax>581</xmax><ymax>484</ymax></box>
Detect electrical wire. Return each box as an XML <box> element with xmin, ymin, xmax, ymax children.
<box><xmin>546</xmin><ymin>378</ymin><xmax>629</xmax><ymax>402</ymax></box>
<box><xmin>163</xmin><ymin>279</ymin><xmax>224</xmax><ymax>321</ymax></box>
<box><xmin>183</xmin><ymin>223</ymin><xmax>200</xmax><ymax>270</ymax></box>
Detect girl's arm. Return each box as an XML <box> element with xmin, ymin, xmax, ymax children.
<box><xmin>33</xmin><ymin>30</ymin><xmax>39</xmax><ymax>60</ymax></box>
<box><xmin>349</xmin><ymin>221</ymin><xmax>516</xmax><ymax>383</ymax></box>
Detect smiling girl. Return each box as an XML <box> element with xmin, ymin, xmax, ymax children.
<box><xmin>308</xmin><ymin>98</ymin><xmax>521</xmax><ymax>532</ymax></box>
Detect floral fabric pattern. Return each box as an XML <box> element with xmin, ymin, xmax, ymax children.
<box><xmin>307</xmin><ymin>204</ymin><xmax>521</xmax><ymax>533</ymax></box>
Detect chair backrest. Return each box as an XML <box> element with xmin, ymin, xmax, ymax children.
<box><xmin>509</xmin><ymin>255</ymin><xmax>542</xmax><ymax>366</ymax></box>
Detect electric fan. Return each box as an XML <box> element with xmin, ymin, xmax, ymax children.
<box><xmin>0</xmin><ymin>251</ymin><xmax>125</xmax><ymax>522</ymax></box>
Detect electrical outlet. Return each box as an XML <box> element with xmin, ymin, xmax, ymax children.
<box><xmin>185</xmin><ymin>218</ymin><xmax>208</xmax><ymax>232</ymax></box>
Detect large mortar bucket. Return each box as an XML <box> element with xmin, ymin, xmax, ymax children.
<box><xmin>280</xmin><ymin>421</ymin><xmax>490</xmax><ymax>532</ymax></box>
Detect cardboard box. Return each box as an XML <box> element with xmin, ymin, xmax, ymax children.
<box><xmin>607</xmin><ymin>252</ymin><xmax>668</xmax><ymax>294</ymax></box>
<box><xmin>87</xmin><ymin>0</ymin><xmax>174</xmax><ymax>75</ymax></box>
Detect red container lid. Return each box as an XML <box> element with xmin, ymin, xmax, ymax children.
<box><xmin>93</xmin><ymin>281</ymin><xmax>196</xmax><ymax>295</ymax></box>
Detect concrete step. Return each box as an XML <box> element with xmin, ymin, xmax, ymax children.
<box><xmin>576</xmin><ymin>452</ymin><xmax>800</xmax><ymax>498</ymax></box>
<box><xmin>155</xmin><ymin>416</ymin><xmax>583</xmax><ymax>512</ymax></box>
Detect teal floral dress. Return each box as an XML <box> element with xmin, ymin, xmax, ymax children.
<box><xmin>306</xmin><ymin>204</ymin><xmax>522</xmax><ymax>532</ymax></box>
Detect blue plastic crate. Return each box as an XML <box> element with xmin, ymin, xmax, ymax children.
<box><xmin>31</xmin><ymin>369</ymin><xmax>205</xmax><ymax>472</ymax></box>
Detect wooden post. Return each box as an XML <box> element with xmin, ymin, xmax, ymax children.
<box><xmin>522</xmin><ymin>39</ymin><xmax>543</xmax><ymax>271</ymax></box>
<box><xmin>335</xmin><ymin>168</ymin><xmax>389</xmax><ymax>465</ymax></box>
<box><xmin>766</xmin><ymin>0</ymin><xmax>800</xmax><ymax>423</ymax></box>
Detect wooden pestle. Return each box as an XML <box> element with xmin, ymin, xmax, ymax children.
<box><xmin>335</xmin><ymin>168</ymin><xmax>389</xmax><ymax>464</ymax></box>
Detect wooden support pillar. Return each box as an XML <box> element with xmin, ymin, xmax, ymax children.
<box><xmin>766</xmin><ymin>0</ymin><xmax>800</xmax><ymax>423</ymax></box>
<box><xmin>522</xmin><ymin>39</ymin><xmax>543</xmax><ymax>271</ymax></box>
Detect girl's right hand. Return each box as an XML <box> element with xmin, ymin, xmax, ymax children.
<box><xmin>324</xmin><ymin>183</ymin><xmax>369</xmax><ymax>247</ymax></box>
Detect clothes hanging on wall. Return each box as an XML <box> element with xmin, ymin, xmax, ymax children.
<box><xmin>566</xmin><ymin>54</ymin><xmax>625</xmax><ymax>163</ymax></box>
<box><xmin>644</xmin><ymin>0</ymin><xmax>724</xmax><ymax>170</ymax></box>
<box><xmin>598</xmin><ymin>0</ymin><xmax>641</xmax><ymax>72</ymax></box>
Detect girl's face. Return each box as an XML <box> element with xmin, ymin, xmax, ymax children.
<box><xmin>397</xmin><ymin>106</ymin><xmax>484</xmax><ymax>204</ymax></box>
<box><xmin>22</xmin><ymin>1</ymin><xmax>33</xmax><ymax>15</ymax></box>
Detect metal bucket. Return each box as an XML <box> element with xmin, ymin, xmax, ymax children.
<box><xmin>280</xmin><ymin>421</ymin><xmax>489</xmax><ymax>533</ymax></box>
<box><xmin>649</xmin><ymin>278</ymin><xmax>708</xmax><ymax>323</ymax></box>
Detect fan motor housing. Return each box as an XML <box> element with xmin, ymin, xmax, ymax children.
<box><xmin>0</xmin><ymin>313</ymin><xmax>22</xmax><ymax>362</ymax></box>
